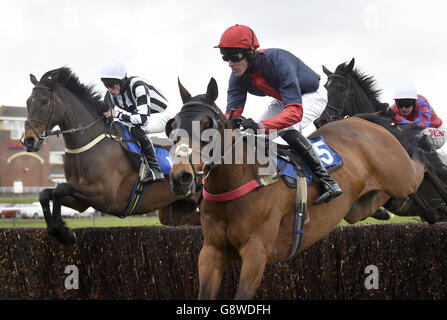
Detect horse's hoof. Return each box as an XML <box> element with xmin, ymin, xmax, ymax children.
<box><xmin>49</xmin><ymin>227</ymin><xmax>77</xmax><ymax>246</ymax></box>
<box><xmin>62</xmin><ymin>231</ymin><xmax>77</xmax><ymax>246</ymax></box>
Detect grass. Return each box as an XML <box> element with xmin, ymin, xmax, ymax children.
<box><xmin>0</xmin><ymin>196</ymin><xmax>422</xmax><ymax>228</ymax></box>
<box><xmin>0</xmin><ymin>216</ymin><xmax>162</xmax><ymax>228</ymax></box>
<box><xmin>0</xmin><ymin>197</ymin><xmax>38</xmax><ymax>204</ymax></box>
<box><xmin>338</xmin><ymin>214</ymin><xmax>421</xmax><ymax>225</ymax></box>
<box><xmin>0</xmin><ymin>213</ymin><xmax>421</xmax><ymax>229</ymax></box>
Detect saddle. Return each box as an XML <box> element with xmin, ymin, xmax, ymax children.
<box><xmin>112</xmin><ymin>122</ymin><xmax>172</xmax><ymax>176</ymax></box>
<box><xmin>273</xmin><ymin>136</ymin><xmax>343</xmax><ymax>188</ymax></box>
<box><xmin>109</xmin><ymin>122</ymin><xmax>174</xmax><ymax>218</ymax></box>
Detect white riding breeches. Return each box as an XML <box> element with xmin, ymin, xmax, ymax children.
<box><xmin>145</xmin><ymin>111</ymin><xmax>172</xmax><ymax>134</ymax></box>
<box><xmin>254</xmin><ymin>84</ymin><xmax>327</xmax><ymax>135</ymax></box>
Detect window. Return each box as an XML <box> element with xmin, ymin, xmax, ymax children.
<box><xmin>3</xmin><ymin>120</ymin><xmax>24</xmax><ymax>140</ymax></box>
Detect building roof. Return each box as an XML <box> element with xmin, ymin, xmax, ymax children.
<box><xmin>0</xmin><ymin>106</ymin><xmax>27</xmax><ymax>119</ymax></box>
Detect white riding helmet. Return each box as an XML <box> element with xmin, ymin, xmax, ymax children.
<box><xmin>100</xmin><ymin>61</ymin><xmax>127</xmax><ymax>80</ymax></box>
<box><xmin>394</xmin><ymin>82</ymin><xmax>418</xmax><ymax>100</ymax></box>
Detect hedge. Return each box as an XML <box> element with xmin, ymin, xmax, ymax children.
<box><xmin>0</xmin><ymin>222</ymin><xmax>446</xmax><ymax>299</ymax></box>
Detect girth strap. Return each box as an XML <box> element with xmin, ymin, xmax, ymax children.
<box><xmin>287</xmin><ymin>167</ymin><xmax>308</xmax><ymax>260</ymax></box>
<box><xmin>118</xmin><ymin>179</ymin><xmax>147</xmax><ymax>218</ymax></box>
<box><xmin>202</xmin><ymin>174</ymin><xmax>278</xmax><ymax>202</ymax></box>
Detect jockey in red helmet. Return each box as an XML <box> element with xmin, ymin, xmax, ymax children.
<box><xmin>215</xmin><ymin>24</ymin><xmax>342</xmax><ymax>205</ymax></box>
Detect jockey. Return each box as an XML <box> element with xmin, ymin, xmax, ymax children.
<box><xmin>391</xmin><ymin>83</ymin><xmax>446</xmax><ymax>150</ymax></box>
<box><xmin>215</xmin><ymin>24</ymin><xmax>342</xmax><ymax>204</ymax></box>
<box><xmin>100</xmin><ymin>61</ymin><xmax>168</xmax><ymax>184</ymax></box>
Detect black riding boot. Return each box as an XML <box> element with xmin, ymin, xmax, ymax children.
<box><xmin>139</xmin><ymin>136</ymin><xmax>165</xmax><ymax>184</ymax></box>
<box><xmin>281</xmin><ymin>130</ymin><xmax>343</xmax><ymax>204</ymax></box>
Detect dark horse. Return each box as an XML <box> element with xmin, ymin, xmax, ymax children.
<box><xmin>314</xmin><ymin>58</ymin><xmax>447</xmax><ymax>223</ymax></box>
<box><xmin>167</xmin><ymin>78</ymin><xmax>432</xmax><ymax>299</ymax></box>
<box><xmin>23</xmin><ymin>67</ymin><xmax>200</xmax><ymax>245</ymax></box>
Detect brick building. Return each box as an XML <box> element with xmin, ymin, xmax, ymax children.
<box><xmin>0</xmin><ymin>105</ymin><xmax>64</xmax><ymax>196</ymax></box>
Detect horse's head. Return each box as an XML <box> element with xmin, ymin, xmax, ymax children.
<box><xmin>167</xmin><ymin>78</ymin><xmax>229</xmax><ymax>198</ymax></box>
<box><xmin>24</xmin><ymin>67</ymin><xmax>106</xmax><ymax>152</ymax></box>
<box><xmin>315</xmin><ymin>58</ymin><xmax>384</xmax><ymax>129</ymax></box>
<box><xmin>24</xmin><ymin>69</ymin><xmax>67</xmax><ymax>152</ymax></box>
<box><xmin>314</xmin><ymin>58</ymin><xmax>356</xmax><ymax>129</ymax></box>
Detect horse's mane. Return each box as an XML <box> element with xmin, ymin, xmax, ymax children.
<box><xmin>335</xmin><ymin>63</ymin><xmax>386</xmax><ymax>111</ymax></box>
<box><xmin>40</xmin><ymin>67</ymin><xmax>107</xmax><ymax>116</ymax></box>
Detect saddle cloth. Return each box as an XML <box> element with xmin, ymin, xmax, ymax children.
<box><xmin>275</xmin><ymin>136</ymin><xmax>343</xmax><ymax>187</ymax></box>
<box><xmin>115</xmin><ymin>122</ymin><xmax>172</xmax><ymax>175</ymax></box>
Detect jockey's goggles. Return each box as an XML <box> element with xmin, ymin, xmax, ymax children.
<box><xmin>101</xmin><ymin>78</ymin><xmax>120</xmax><ymax>89</ymax></box>
<box><xmin>222</xmin><ymin>51</ymin><xmax>246</xmax><ymax>62</ymax></box>
<box><xmin>396</xmin><ymin>99</ymin><xmax>415</xmax><ymax>109</ymax></box>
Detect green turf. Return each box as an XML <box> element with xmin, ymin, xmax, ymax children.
<box><xmin>338</xmin><ymin>214</ymin><xmax>421</xmax><ymax>225</ymax></box>
<box><xmin>0</xmin><ymin>216</ymin><xmax>162</xmax><ymax>228</ymax></box>
<box><xmin>0</xmin><ymin>213</ymin><xmax>421</xmax><ymax>229</ymax></box>
<box><xmin>0</xmin><ymin>197</ymin><xmax>38</xmax><ymax>204</ymax></box>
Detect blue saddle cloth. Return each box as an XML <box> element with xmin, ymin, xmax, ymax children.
<box><xmin>118</xmin><ymin>123</ymin><xmax>172</xmax><ymax>175</ymax></box>
<box><xmin>276</xmin><ymin>136</ymin><xmax>343</xmax><ymax>185</ymax></box>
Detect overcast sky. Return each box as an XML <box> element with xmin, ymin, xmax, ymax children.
<box><xmin>1</xmin><ymin>0</ymin><xmax>447</xmax><ymax>136</ymax></box>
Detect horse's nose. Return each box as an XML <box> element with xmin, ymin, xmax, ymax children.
<box><xmin>170</xmin><ymin>170</ymin><xmax>195</xmax><ymax>197</ymax></box>
<box><xmin>23</xmin><ymin>137</ymin><xmax>36</xmax><ymax>151</ymax></box>
<box><xmin>173</xmin><ymin>171</ymin><xmax>194</xmax><ymax>187</ymax></box>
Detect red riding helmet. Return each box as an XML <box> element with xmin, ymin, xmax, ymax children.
<box><xmin>214</xmin><ymin>24</ymin><xmax>260</xmax><ymax>49</ymax></box>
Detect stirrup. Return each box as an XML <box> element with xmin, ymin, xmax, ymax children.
<box><xmin>140</xmin><ymin>171</ymin><xmax>164</xmax><ymax>184</ymax></box>
<box><xmin>313</xmin><ymin>183</ymin><xmax>342</xmax><ymax>205</ymax></box>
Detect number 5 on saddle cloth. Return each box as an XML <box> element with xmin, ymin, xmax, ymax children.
<box><xmin>277</xmin><ymin>136</ymin><xmax>343</xmax><ymax>187</ymax></box>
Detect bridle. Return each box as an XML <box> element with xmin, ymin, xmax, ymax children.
<box><xmin>170</xmin><ymin>101</ymin><xmax>252</xmax><ymax>193</ymax></box>
<box><xmin>323</xmin><ymin>73</ymin><xmax>354</xmax><ymax>121</ymax></box>
<box><xmin>23</xmin><ymin>84</ymin><xmax>105</xmax><ymax>146</ymax></box>
<box><xmin>170</xmin><ymin>101</ymin><xmax>229</xmax><ymax>184</ymax></box>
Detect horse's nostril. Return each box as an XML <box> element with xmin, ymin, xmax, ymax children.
<box><xmin>176</xmin><ymin>171</ymin><xmax>193</xmax><ymax>186</ymax></box>
<box><xmin>24</xmin><ymin>137</ymin><xmax>35</xmax><ymax>148</ymax></box>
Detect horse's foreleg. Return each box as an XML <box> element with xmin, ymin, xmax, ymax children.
<box><xmin>425</xmin><ymin>170</ymin><xmax>447</xmax><ymax>203</ymax></box>
<box><xmin>409</xmin><ymin>192</ymin><xmax>439</xmax><ymax>224</ymax></box>
<box><xmin>198</xmin><ymin>245</ymin><xmax>228</xmax><ymax>300</ymax></box>
<box><xmin>39</xmin><ymin>188</ymin><xmax>54</xmax><ymax>232</ymax></box>
<box><xmin>235</xmin><ymin>240</ymin><xmax>267</xmax><ymax>300</ymax></box>
<box><xmin>50</xmin><ymin>183</ymin><xmax>102</xmax><ymax>245</ymax></box>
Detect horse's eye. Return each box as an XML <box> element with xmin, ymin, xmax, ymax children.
<box><xmin>337</xmin><ymin>87</ymin><xmax>345</xmax><ymax>93</ymax></box>
<box><xmin>40</xmin><ymin>99</ymin><xmax>49</xmax><ymax>105</ymax></box>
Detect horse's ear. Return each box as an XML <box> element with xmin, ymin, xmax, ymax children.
<box><xmin>206</xmin><ymin>77</ymin><xmax>218</xmax><ymax>103</ymax></box>
<box><xmin>165</xmin><ymin>117</ymin><xmax>175</xmax><ymax>139</ymax></box>
<box><xmin>30</xmin><ymin>74</ymin><xmax>38</xmax><ymax>85</ymax></box>
<box><xmin>322</xmin><ymin>65</ymin><xmax>333</xmax><ymax>76</ymax></box>
<box><xmin>347</xmin><ymin>58</ymin><xmax>355</xmax><ymax>73</ymax></box>
<box><xmin>178</xmin><ymin>77</ymin><xmax>192</xmax><ymax>104</ymax></box>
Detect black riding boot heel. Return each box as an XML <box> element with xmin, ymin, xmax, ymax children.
<box><xmin>281</xmin><ymin>130</ymin><xmax>343</xmax><ymax>204</ymax></box>
<box><xmin>140</xmin><ymin>137</ymin><xmax>165</xmax><ymax>184</ymax></box>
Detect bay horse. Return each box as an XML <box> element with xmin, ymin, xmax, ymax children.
<box><xmin>167</xmin><ymin>78</ymin><xmax>431</xmax><ymax>299</ymax></box>
<box><xmin>23</xmin><ymin>67</ymin><xmax>200</xmax><ymax>245</ymax></box>
<box><xmin>314</xmin><ymin>58</ymin><xmax>447</xmax><ymax>223</ymax></box>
